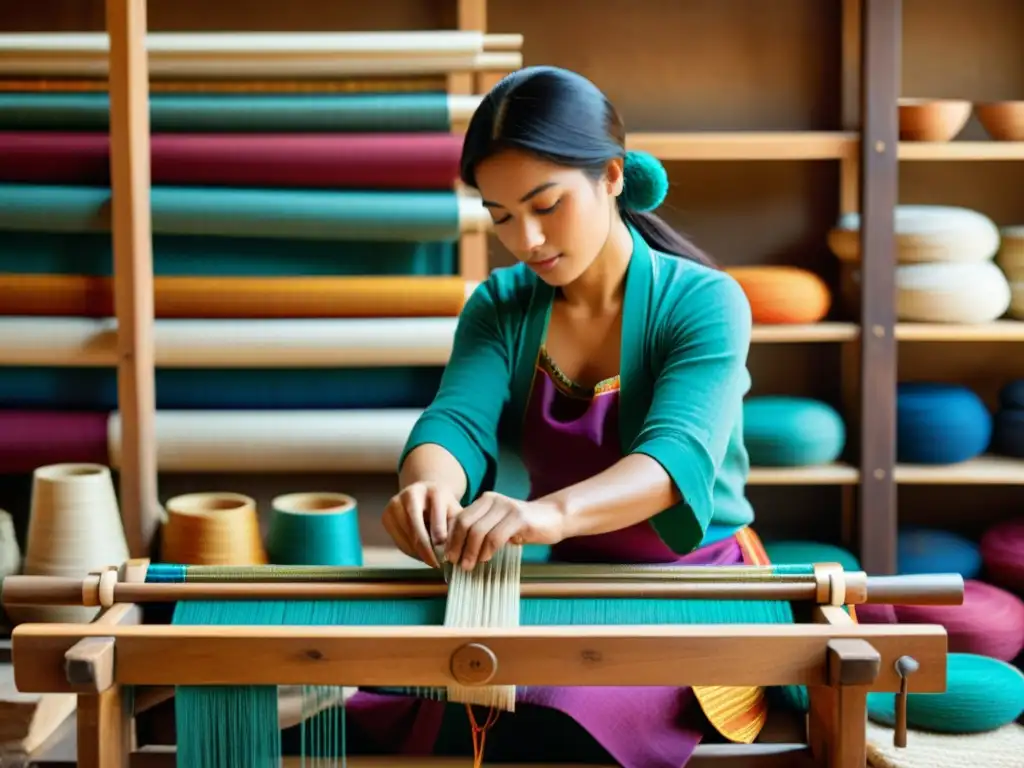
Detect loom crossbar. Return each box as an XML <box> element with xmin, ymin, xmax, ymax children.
<box><xmin>11</xmin><ymin>621</ymin><xmax>948</xmax><ymax>694</ymax></box>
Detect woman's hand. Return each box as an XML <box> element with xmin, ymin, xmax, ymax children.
<box><xmin>445</xmin><ymin>492</ymin><xmax>566</xmax><ymax>570</ymax></box>
<box><xmin>382</xmin><ymin>481</ymin><xmax>463</xmax><ymax>568</ymax></box>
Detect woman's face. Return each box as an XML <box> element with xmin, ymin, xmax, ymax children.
<box><xmin>473</xmin><ymin>148</ymin><xmax>624</xmax><ymax>286</ymax></box>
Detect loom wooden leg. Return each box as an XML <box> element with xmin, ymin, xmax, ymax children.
<box><xmin>77</xmin><ymin>685</ymin><xmax>131</xmax><ymax>768</ymax></box>
<box><xmin>807</xmin><ymin>636</ymin><xmax>876</xmax><ymax>767</ymax></box>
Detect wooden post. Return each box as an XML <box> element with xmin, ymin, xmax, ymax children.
<box><xmin>105</xmin><ymin>0</ymin><xmax>161</xmax><ymax>558</ymax></box>
<box><xmin>857</xmin><ymin>0</ymin><xmax>901</xmax><ymax>575</ymax></box>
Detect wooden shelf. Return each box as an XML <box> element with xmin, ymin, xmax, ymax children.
<box><xmin>626</xmin><ymin>131</ymin><xmax>856</xmax><ymax>161</ymax></box>
<box><xmin>899</xmin><ymin>141</ymin><xmax>1024</xmax><ymax>161</ymax></box>
<box><xmin>895</xmin><ymin>321</ymin><xmax>1024</xmax><ymax>342</ymax></box>
<box><xmin>751</xmin><ymin>323</ymin><xmax>859</xmax><ymax>343</ymax></box>
<box><xmin>895</xmin><ymin>456</ymin><xmax>1024</xmax><ymax>485</ymax></box>
<box><xmin>747</xmin><ymin>464</ymin><xmax>859</xmax><ymax>485</ymax></box>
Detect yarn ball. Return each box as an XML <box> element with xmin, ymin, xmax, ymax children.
<box><xmin>896</xmin><ymin>261</ymin><xmax>1011</xmax><ymax>323</ymax></box>
<box><xmin>896</xmin><ymin>383</ymin><xmax>992</xmax><ymax>464</ymax></box>
<box><xmin>897</xmin><ymin>527</ymin><xmax>983</xmax><ymax>579</ymax></box>
<box><xmin>867</xmin><ymin>653</ymin><xmax>1024</xmax><ymax>734</ymax></box>
<box><xmin>1011</xmin><ymin>279</ymin><xmax>1024</xmax><ymax>320</ymax></box>
<box><xmin>980</xmin><ymin>519</ymin><xmax>1024</xmax><ymax>595</ymax></box>
<box><xmin>853</xmin><ymin>602</ymin><xmax>898</xmax><ymax>624</ymax></box>
<box><xmin>998</xmin><ymin>379</ymin><xmax>1024</xmax><ymax>410</ymax></box>
<box><xmin>743</xmin><ymin>397</ymin><xmax>846</xmax><ymax>467</ymax></box>
<box><xmin>763</xmin><ymin>540</ymin><xmax>861</xmax><ymax>571</ymax></box>
<box><xmin>724</xmin><ymin>267</ymin><xmax>832</xmax><ymax>324</ymax></box>
<box><xmin>992</xmin><ymin>408</ymin><xmax>1024</xmax><ymax>458</ymax></box>
<box><xmin>828</xmin><ymin>205</ymin><xmax>1001</xmax><ymax>264</ymax></box>
<box><xmin>892</xmin><ymin>579</ymin><xmax>1024</xmax><ymax>662</ymax></box>
<box><xmin>997</xmin><ymin>225</ymin><xmax>1024</xmax><ymax>274</ymax></box>
<box><xmin>621</xmin><ymin>150</ymin><xmax>668</xmax><ymax>213</ymax></box>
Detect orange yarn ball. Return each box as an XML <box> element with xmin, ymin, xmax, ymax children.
<box><xmin>726</xmin><ymin>266</ymin><xmax>832</xmax><ymax>324</ymax></box>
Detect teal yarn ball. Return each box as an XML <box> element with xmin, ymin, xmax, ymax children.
<box><xmin>867</xmin><ymin>653</ymin><xmax>1024</xmax><ymax>733</ymax></box>
<box><xmin>743</xmin><ymin>396</ymin><xmax>846</xmax><ymax>466</ymax></box>
<box><xmin>621</xmin><ymin>150</ymin><xmax>668</xmax><ymax>212</ymax></box>
<box><xmin>266</xmin><ymin>492</ymin><xmax>363</xmax><ymax>567</ymax></box>
<box><xmin>763</xmin><ymin>540</ymin><xmax>861</xmax><ymax>572</ymax></box>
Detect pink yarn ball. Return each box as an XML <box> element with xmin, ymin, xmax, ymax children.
<box><xmin>853</xmin><ymin>603</ymin><xmax>897</xmax><ymax>624</ymax></box>
<box><xmin>980</xmin><ymin>519</ymin><xmax>1024</xmax><ymax>595</ymax></box>
<box><xmin>893</xmin><ymin>579</ymin><xmax>1024</xmax><ymax>662</ymax></box>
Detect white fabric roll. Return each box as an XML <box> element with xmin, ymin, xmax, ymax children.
<box><xmin>896</xmin><ymin>261</ymin><xmax>1012</xmax><ymax>323</ymax></box>
<box><xmin>829</xmin><ymin>205</ymin><xmax>1001</xmax><ymax>264</ymax></box>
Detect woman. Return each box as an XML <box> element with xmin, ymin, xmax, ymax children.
<box><xmin>349</xmin><ymin>65</ymin><xmax>769</xmax><ymax>768</ymax></box>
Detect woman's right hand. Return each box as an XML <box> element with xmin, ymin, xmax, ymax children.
<box><xmin>382</xmin><ymin>481</ymin><xmax>463</xmax><ymax>568</ymax></box>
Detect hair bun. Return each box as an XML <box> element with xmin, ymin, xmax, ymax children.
<box><xmin>621</xmin><ymin>150</ymin><xmax>668</xmax><ymax>212</ymax></box>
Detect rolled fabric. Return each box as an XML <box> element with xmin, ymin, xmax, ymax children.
<box><xmin>896</xmin><ymin>382</ymin><xmax>992</xmax><ymax>464</ymax></box>
<box><xmin>892</xmin><ymin>579</ymin><xmax>1024</xmax><ymax>662</ymax></box>
<box><xmin>828</xmin><ymin>205</ymin><xmax>1001</xmax><ymax>264</ymax></box>
<box><xmin>0</xmin><ymin>131</ymin><xmax>464</xmax><ymax>190</ymax></box>
<box><xmin>980</xmin><ymin>519</ymin><xmax>1024</xmax><ymax>595</ymax></box>
<box><xmin>0</xmin><ymin>410</ymin><xmax>108</xmax><ymax>472</ymax></box>
<box><xmin>0</xmin><ymin>91</ymin><xmax>480</xmax><ymax>132</ymax></box>
<box><xmin>897</xmin><ymin>527</ymin><xmax>983</xmax><ymax>580</ymax></box>
<box><xmin>742</xmin><ymin>396</ymin><xmax>846</xmax><ymax>466</ymax></box>
<box><xmin>867</xmin><ymin>654</ymin><xmax>1024</xmax><ymax>734</ymax></box>
<box><xmin>0</xmin><ymin>274</ymin><xmax>472</xmax><ymax>318</ymax></box>
<box><xmin>723</xmin><ymin>266</ymin><xmax>832</xmax><ymax>324</ymax></box>
<box><xmin>992</xmin><ymin>407</ymin><xmax>1024</xmax><ymax>458</ymax></box>
<box><xmin>266</xmin><ymin>492</ymin><xmax>362</xmax><ymax>567</ymax></box>
<box><xmin>896</xmin><ymin>261</ymin><xmax>1011</xmax><ymax>323</ymax></box>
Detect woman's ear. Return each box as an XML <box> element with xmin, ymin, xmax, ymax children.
<box><xmin>604</xmin><ymin>157</ymin><xmax>625</xmax><ymax>198</ymax></box>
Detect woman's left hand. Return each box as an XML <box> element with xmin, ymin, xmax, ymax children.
<box><xmin>444</xmin><ymin>492</ymin><xmax>566</xmax><ymax>570</ymax></box>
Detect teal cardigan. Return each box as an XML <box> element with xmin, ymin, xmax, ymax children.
<box><xmin>399</xmin><ymin>225</ymin><xmax>755</xmax><ymax>554</ymax></box>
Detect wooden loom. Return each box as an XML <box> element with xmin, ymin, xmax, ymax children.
<box><xmin>2</xmin><ymin>557</ymin><xmax>961</xmax><ymax>768</ymax></box>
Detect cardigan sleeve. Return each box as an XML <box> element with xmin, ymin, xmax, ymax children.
<box><xmin>629</xmin><ymin>269</ymin><xmax>752</xmax><ymax>551</ymax></box>
<box><xmin>398</xmin><ymin>280</ymin><xmax>512</xmax><ymax>504</ymax></box>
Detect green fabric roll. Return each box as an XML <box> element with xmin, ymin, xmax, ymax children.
<box><xmin>743</xmin><ymin>396</ymin><xmax>847</xmax><ymax>466</ymax></box>
<box><xmin>0</xmin><ymin>184</ymin><xmax>463</xmax><ymax>242</ymax></box>
<box><xmin>867</xmin><ymin>653</ymin><xmax>1024</xmax><ymax>733</ymax></box>
<box><xmin>0</xmin><ymin>92</ymin><xmax>456</xmax><ymax>132</ymax></box>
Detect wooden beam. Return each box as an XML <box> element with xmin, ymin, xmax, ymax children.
<box><xmin>857</xmin><ymin>0</ymin><xmax>901</xmax><ymax>576</ymax></box>
<box><xmin>106</xmin><ymin>0</ymin><xmax>160</xmax><ymax>558</ymax></box>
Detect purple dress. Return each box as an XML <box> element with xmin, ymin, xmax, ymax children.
<box><xmin>342</xmin><ymin>349</ymin><xmax>750</xmax><ymax>768</ymax></box>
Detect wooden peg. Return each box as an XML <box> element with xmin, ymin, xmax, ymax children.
<box><xmin>450</xmin><ymin>643</ymin><xmax>497</xmax><ymax>686</ymax></box>
<box><xmin>893</xmin><ymin>655</ymin><xmax>919</xmax><ymax>748</ymax></box>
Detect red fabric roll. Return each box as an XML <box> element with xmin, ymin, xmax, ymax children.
<box><xmin>893</xmin><ymin>579</ymin><xmax>1024</xmax><ymax>662</ymax></box>
<box><xmin>981</xmin><ymin>519</ymin><xmax>1024</xmax><ymax>595</ymax></box>
<box><xmin>0</xmin><ymin>411</ymin><xmax>109</xmax><ymax>473</ymax></box>
<box><xmin>0</xmin><ymin>131</ymin><xmax>463</xmax><ymax>189</ymax></box>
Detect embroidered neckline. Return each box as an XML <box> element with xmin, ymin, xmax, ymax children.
<box><xmin>538</xmin><ymin>346</ymin><xmax>620</xmax><ymax>399</ymax></box>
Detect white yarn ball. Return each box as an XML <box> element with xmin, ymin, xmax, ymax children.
<box><xmin>896</xmin><ymin>261</ymin><xmax>1011</xmax><ymax>323</ymax></box>
<box><xmin>828</xmin><ymin>205</ymin><xmax>1000</xmax><ymax>264</ymax></box>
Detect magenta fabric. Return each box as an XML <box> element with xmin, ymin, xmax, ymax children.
<box><xmin>0</xmin><ymin>410</ymin><xmax>108</xmax><ymax>472</ymax></box>
<box><xmin>0</xmin><ymin>131</ymin><xmax>462</xmax><ymax>189</ymax></box>
<box><xmin>345</xmin><ymin>363</ymin><xmax>734</xmax><ymax>768</ymax></box>
<box><xmin>980</xmin><ymin>519</ymin><xmax>1024</xmax><ymax>595</ymax></box>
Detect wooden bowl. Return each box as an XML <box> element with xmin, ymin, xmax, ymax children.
<box><xmin>898</xmin><ymin>98</ymin><xmax>972</xmax><ymax>142</ymax></box>
<box><xmin>975</xmin><ymin>101</ymin><xmax>1024</xmax><ymax>141</ymax></box>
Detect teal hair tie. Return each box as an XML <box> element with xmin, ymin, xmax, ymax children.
<box><xmin>621</xmin><ymin>149</ymin><xmax>668</xmax><ymax>212</ymax></box>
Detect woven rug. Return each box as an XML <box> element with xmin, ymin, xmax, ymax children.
<box><xmin>867</xmin><ymin>720</ymin><xmax>1024</xmax><ymax>768</ymax></box>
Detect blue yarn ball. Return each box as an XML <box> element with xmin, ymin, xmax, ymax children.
<box><xmin>896</xmin><ymin>382</ymin><xmax>992</xmax><ymax>464</ymax></box>
<box><xmin>897</xmin><ymin>526</ymin><xmax>982</xmax><ymax>579</ymax></box>
<box><xmin>998</xmin><ymin>378</ymin><xmax>1024</xmax><ymax>409</ymax></box>
<box><xmin>867</xmin><ymin>653</ymin><xmax>1024</xmax><ymax>734</ymax></box>
<box><xmin>621</xmin><ymin>150</ymin><xmax>668</xmax><ymax>212</ymax></box>
<box><xmin>992</xmin><ymin>407</ymin><xmax>1024</xmax><ymax>458</ymax></box>
<box><xmin>743</xmin><ymin>396</ymin><xmax>846</xmax><ymax>466</ymax></box>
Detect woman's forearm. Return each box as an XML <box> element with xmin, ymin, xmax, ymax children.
<box><xmin>398</xmin><ymin>443</ymin><xmax>468</xmax><ymax>500</ymax></box>
<box><xmin>537</xmin><ymin>453</ymin><xmax>682</xmax><ymax>540</ymax></box>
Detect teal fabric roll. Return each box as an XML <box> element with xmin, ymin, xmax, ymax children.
<box><xmin>743</xmin><ymin>396</ymin><xmax>846</xmax><ymax>466</ymax></box>
<box><xmin>867</xmin><ymin>653</ymin><xmax>1024</xmax><ymax>733</ymax></box>
<box><xmin>0</xmin><ymin>231</ymin><xmax>456</xmax><ymax>276</ymax></box>
<box><xmin>763</xmin><ymin>540</ymin><xmax>861</xmax><ymax>571</ymax></box>
<box><xmin>0</xmin><ymin>184</ymin><xmax>464</xmax><ymax>242</ymax></box>
<box><xmin>266</xmin><ymin>493</ymin><xmax>363</xmax><ymax>567</ymax></box>
<box><xmin>0</xmin><ymin>92</ymin><xmax>457</xmax><ymax>133</ymax></box>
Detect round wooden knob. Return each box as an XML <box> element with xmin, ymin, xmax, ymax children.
<box><xmin>450</xmin><ymin>643</ymin><xmax>497</xmax><ymax>686</ymax></box>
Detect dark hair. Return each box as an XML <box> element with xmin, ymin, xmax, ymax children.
<box><xmin>459</xmin><ymin>66</ymin><xmax>716</xmax><ymax>268</ymax></box>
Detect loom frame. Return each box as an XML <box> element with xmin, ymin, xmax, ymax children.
<box><xmin>8</xmin><ymin>559</ymin><xmax>952</xmax><ymax>768</ymax></box>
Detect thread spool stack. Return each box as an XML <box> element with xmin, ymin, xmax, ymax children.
<box><xmin>266</xmin><ymin>492</ymin><xmax>363</xmax><ymax>567</ymax></box>
<box><xmin>160</xmin><ymin>491</ymin><xmax>266</xmax><ymax>565</ymax></box>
